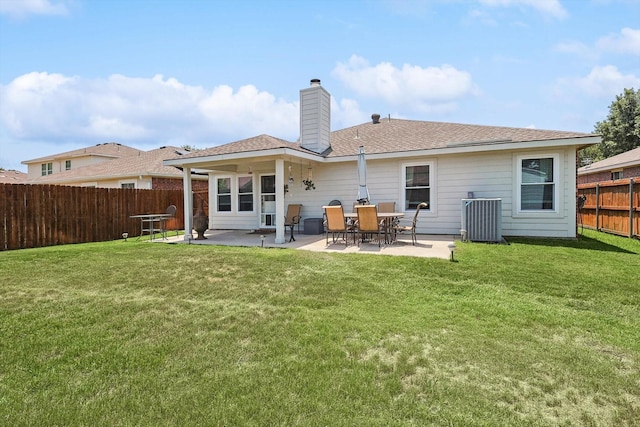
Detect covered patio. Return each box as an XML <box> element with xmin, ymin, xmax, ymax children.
<box><xmin>156</xmin><ymin>230</ymin><xmax>458</xmax><ymax>259</ymax></box>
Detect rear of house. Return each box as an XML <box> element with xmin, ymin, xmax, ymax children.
<box><xmin>165</xmin><ymin>79</ymin><xmax>599</xmax><ymax>243</ymax></box>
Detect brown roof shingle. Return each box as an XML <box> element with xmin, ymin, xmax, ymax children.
<box><xmin>167</xmin><ymin>119</ymin><xmax>596</xmax><ymax>163</ymax></box>
<box><xmin>23</xmin><ymin>142</ymin><xmax>142</xmax><ymax>164</ymax></box>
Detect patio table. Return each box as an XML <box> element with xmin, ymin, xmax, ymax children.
<box><xmin>344</xmin><ymin>211</ymin><xmax>404</xmax><ymax>244</ymax></box>
<box><xmin>130</xmin><ymin>213</ymin><xmax>173</xmax><ymax>240</ymax></box>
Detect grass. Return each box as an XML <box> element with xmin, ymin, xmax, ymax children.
<box><xmin>0</xmin><ymin>229</ymin><xmax>638</xmax><ymax>426</ymax></box>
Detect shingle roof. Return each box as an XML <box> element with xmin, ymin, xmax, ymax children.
<box><xmin>30</xmin><ymin>146</ymin><xmax>188</xmax><ymax>183</ymax></box>
<box><xmin>326</xmin><ymin>119</ymin><xmax>594</xmax><ymax>157</ymax></box>
<box><xmin>578</xmin><ymin>147</ymin><xmax>640</xmax><ymax>174</ymax></box>
<box><xmin>166</xmin><ymin>119</ymin><xmax>596</xmax><ymax>163</ymax></box>
<box><xmin>176</xmin><ymin>134</ymin><xmax>310</xmax><ymax>159</ymax></box>
<box><xmin>22</xmin><ymin>142</ymin><xmax>142</xmax><ymax>164</ymax></box>
<box><xmin>0</xmin><ymin>170</ymin><xmax>28</xmax><ymax>184</ymax></box>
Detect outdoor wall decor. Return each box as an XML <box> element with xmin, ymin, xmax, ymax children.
<box><xmin>302</xmin><ymin>179</ymin><xmax>315</xmax><ymax>190</ymax></box>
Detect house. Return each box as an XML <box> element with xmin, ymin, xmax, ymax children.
<box><xmin>0</xmin><ymin>169</ymin><xmax>28</xmax><ymax>184</ymax></box>
<box><xmin>29</xmin><ymin>146</ymin><xmax>208</xmax><ymax>191</ymax></box>
<box><xmin>22</xmin><ymin>142</ymin><xmax>143</xmax><ymax>180</ymax></box>
<box><xmin>577</xmin><ymin>147</ymin><xmax>640</xmax><ymax>184</ymax></box>
<box><xmin>164</xmin><ymin>79</ymin><xmax>600</xmax><ymax>244</ymax></box>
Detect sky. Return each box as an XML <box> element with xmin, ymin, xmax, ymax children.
<box><xmin>1</xmin><ymin>0</ymin><xmax>639</xmax><ymax>172</ymax></box>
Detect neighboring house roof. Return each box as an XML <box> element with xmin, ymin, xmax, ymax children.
<box><xmin>167</xmin><ymin>119</ymin><xmax>596</xmax><ymax>165</ymax></box>
<box><xmin>30</xmin><ymin>146</ymin><xmax>190</xmax><ymax>184</ymax></box>
<box><xmin>578</xmin><ymin>147</ymin><xmax>640</xmax><ymax>174</ymax></box>
<box><xmin>22</xmin><ymin>142</ymin><xmax>142</xmax><ymax>164</ymax></box>
<box><xmin>0</xmin><ymin>169</ymin><xmax>28</xmax><ymax>184</ymax></box>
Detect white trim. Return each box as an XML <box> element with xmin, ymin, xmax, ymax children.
<box><xmin>514</xmin><ymin>152</ymin><xmax>561</xmax><ymax>216</ymax></box>
<box><xmin>400</xmin><ymin>160</ymin><xmax>435</xmax><ymax>213</ymax></box>
<box><xmin>237</xmin><ymin>175</ymin><xmax>255</xmax><ymax>213</ymax></box>
<box><xmin>215</xmin><ymin>175</ymin><xmax>233</xmax><ymax>214</ymax></box>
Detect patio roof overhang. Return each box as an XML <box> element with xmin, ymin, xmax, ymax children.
<box><xmin>163</xmin><ymin>147</ymin><xmax>323</xmax><ymax>172</ymax></box>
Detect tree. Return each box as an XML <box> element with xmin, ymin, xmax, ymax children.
<box><xmin>582</xmin><ymin>88</ymin><xmax>640</xmax><ymax>165</ymax></box>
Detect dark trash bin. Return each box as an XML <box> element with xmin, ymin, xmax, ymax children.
<box><xmin>304</xmin><ymin>218</ymin><xmax>324</xmax><ymax>235</ymax></box>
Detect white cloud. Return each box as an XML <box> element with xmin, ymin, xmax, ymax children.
<box><xmin>0</xmin><ymin>72</ymin><xmax>301</xmax><ymax>145</ymax></box>
<box><xmin>596</xmin><ymin>27</ymin><xmax>640</xmax><ymax>56</ymax></box>
<box><xmin>331</xmin><ymin>55</ymin><xmax>477</xmax><ymax>114</ymax></box>
<box><xmin>0</xmin><ymin>0</ymin><xmax>69</xmax><ymax>18</ymax></box>
<box><xmin>554</xmin><ymin>65</ymin><xmax>640</xmax><ymax>100</ymax></box>
<box><xmin>555</xmin><ymin>27</ymin><xmax>640</xmax><ymax>60</ymax></box>
<box><xmin>553</xmin><ymin>41</ymin><xmax>599</xmax><ymax>61</ymax></box>
<box><xmin>478</xmin><ymin>0</ymin><xmax>568</xmax><ymax>19</ymax></box>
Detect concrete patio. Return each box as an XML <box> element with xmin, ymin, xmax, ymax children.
<box><xmin>157</xmin><ymin>229</ymin><xmax>459</xmax><ymax>259</ymax></box>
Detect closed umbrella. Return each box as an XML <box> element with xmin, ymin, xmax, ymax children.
<box><xmin>357</xmin><ymin>146</ymin><xmax>370</xmax><ymax>204</ymax></box>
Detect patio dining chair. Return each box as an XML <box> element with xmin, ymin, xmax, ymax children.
<box><xmin>323</xmin><ymin>205</ymin><xmax>355</xmax><ymax>246</ymax></box>
<box><xmin>393</xmin><ymin>202</ymin><xmax>428</xmax><ymax>245</ymax></box>
<box><xmin>355</xmin><ymin>205</ymin><xmax>382</xmax><ymax>247</ymax></box>
<box><xmin>161</xmin><ymin>204</ymin><xmax>177</xmax><ymax>238</ymax></box>
<box><xmin>377</xmin><ymin>201</ymin><xmax>395</xmax><ymax>213</ymax></box>
<box><xmin>284</xmin><ymin>204</ymin><xmax>302</xmax><ymax>242</ymax></box>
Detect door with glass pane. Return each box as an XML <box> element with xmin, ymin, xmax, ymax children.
<box><xmin>260</xmin><ymin>175</ymin><xmax>276</xmax><ymax>227</ymax></box>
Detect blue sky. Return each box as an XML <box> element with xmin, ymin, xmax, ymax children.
<box><xmin>1</xmin><ymin>0</ymin><xmax>639</xmax><ymax>171</ymax></box>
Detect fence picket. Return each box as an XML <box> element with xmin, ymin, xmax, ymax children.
<box><xmin>1</xmin><ymin>184</ymin><xmax>184</xmax><ymax>250</ymax></box>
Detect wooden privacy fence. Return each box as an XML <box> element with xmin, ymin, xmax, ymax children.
<box><xmin>577</xmin><ymin>179</ymin><xmax>639</xmax><ymax>239</ymax></box>
<box><xmin>1</xmin><ymin>184</ymin><xmax>184</xmax><ymax>251</ymax></box>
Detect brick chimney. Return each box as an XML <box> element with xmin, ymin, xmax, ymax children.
<box><xmin>299</xmin><ymin>79</ymin><xmax>331</xmax><ymax>153</ymax></box>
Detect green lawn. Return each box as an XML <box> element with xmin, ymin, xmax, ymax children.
<box><xmin>1</xmin><ymin>229</ymin><xmax>638</xmax><ymax>426</ymax></box>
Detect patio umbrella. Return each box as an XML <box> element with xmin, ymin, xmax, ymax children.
<box><xmin>356</xmin><ymin>146</ymin><xmax>370</xmax><ymax>204</ymax></box>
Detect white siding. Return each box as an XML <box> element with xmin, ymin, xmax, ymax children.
<box><xmin>205</xmin><ymin>147</ymin><xmax>578</xmax><ymax>238</ymax></box>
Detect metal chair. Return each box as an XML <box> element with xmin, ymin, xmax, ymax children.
<box><xmin>355</xmin><ymin>205</ymin><xmax>382</xmax><ymax>247</ymax></box>
<box><xmin>323</xmin><ymin>205</ymin><xmax>354</xmax><ymax>245</ymax></box>
<box><xmin>393</xmin><ymin>202</ymin><xmax>428</xmax><ymax>245</ymax></box>
<box><xmin>284</xmin><ymin>204</ymin><xmax>302</xmax><ymax>242</ymax></box>
<box><xmin>161</xmin><ymin>204</ymin><xmax>177</xmax><ymax>238</ymax></box>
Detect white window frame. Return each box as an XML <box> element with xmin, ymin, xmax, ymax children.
<box><xmin>216</xmin><ymin>176</ymin><xmax>232</xmax><ymax>213</ymax></box>
<box><xmin>41</xmin><ymin>162</ymin><xmax>53</xmax><ymax>176</ymax></box>
<box><xmin>400</xmin><ymin>161</ymin><xmax>435</xmax><ymax>212</ymax></box>
<box><xmin>65</xmin><ymin>160</ymin><xmax>71</xmax><ymax>171</ymax></box>
<box><xmin>237</xmin><ymin>175</ymin><xmax>255</xmax><ymax>213</ymax></box>
<box><xmin>119</xmin><ymin>181</ymin><xmax>136</xmax><ymax>189</ymax></box>
<box><xmin>516</xmin><ymin>153</ymin><xmax>559</xmax><ymax>214</ymax></box>
<box><xmin>611</xmin><ymin>169</ymin><xmax>623</xmax><ymax>180</ymax></box>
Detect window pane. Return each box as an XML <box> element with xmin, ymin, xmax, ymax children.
<box><xmin>406</xmin><ymin>165</ymin><xmax>429</xmax><ymax>187</ymax></box>
<box><xmin>238</xmin><ymin>176</ymin><xmax>252</xmax><ymax>193</ymax></box>
<box><xmin>238</xmin><ymin>194</ymin><xmax>253</xmax><ymax>211</ymax></box>
<box><xmin>405</xmin><ymin>188</ymin><xmax>430</xmax><ymax>210</ymax></box>
<box><xmin>217</xmin><ymin>178</ymin><xmax>230</xmax><ymax>194</ymax></box>
<box><xmin>521</xmin><ymin>184</ymin><xmax>554</xmax><ymax>210</ymax></box>
<box><xmin>261</xmin><ymin>175</ymin><xmax>275</xmax><ymax>193</ymax></box>
<box><xmin>521</xmin><ymin>158</ymin><xmax>553</xmax><ymax>183</ymax></box>
<box><xmin>218</xmin><ymin>195</ymin><xmax>231</xmax><ymax>211</ymax></box>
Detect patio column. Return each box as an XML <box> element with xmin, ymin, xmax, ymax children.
<box><xmin>182</xmin><ymin>167</ymin><xmax>194</xmax><ymax>241</ymax></box>
<box><xmin>275</xmin><ymin>159</ymin><xmax>285</xmax><ymax>244</ymax></box>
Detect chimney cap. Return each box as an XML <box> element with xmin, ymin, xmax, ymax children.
<box><xmin>310</xmin><ymin>78</ymin><xmax>321</xmax><ymax>86</ymax></box>
<box><xmin>371</xmin><ymin>113</ymin><xmax>381</xmax><ymax>124</ymax></box>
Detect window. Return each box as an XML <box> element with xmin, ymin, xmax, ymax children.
<box><xmin>237</xmin><ymin>176</ymin><xmax>253</xmax><ymax>212</ymax></box>
<box><xmin>518</xmin><ymin>155</ymin><xmax>557</xmax><ymax>211</ymax></box>
<box><xmin>41</xmin><ymin>163</ymin><xmax>53</xmax><ymax>176</ymax></box>
<box><xmin>611</xmin><ymin>170</ymin><xmax>623</xmax><ymax>180</ymax></box>
<box><xmin>121</xmin><ymin>183</ymin><xmax>135</xmax><ymax>189</ymax></box>
<box><xmin>65</xmin><ymin>160</ymin><xmax>71</xmax><ymax>170</ymax></box>
<box><xmin>403</xmin><ymin>163</ymin><xmax>431</xmax><ymax>210</ymax></box>
<box><xmin>217</xmin><ymin>177</ymin><xmax>231</xmax><ymax>212</ymax></box>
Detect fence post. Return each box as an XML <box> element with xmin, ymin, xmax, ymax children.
<box><xmin>630</xmin><ymin>179</ymin><xmax>635</xmax><ymax>238</ymax></box>
<box><xmin>595</xmin><ymin>183</ymin><xmax>600</xmax><ymax>231</ymax></box>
